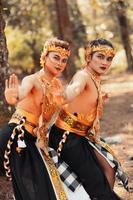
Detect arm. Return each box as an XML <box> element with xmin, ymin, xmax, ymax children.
<box><xmin>53</xmin><ymin>70</ymin><xmax>89</xmax><ymax>105</ymax></box>
<box><xmin>64</xmin><ymin>70</ymin><xmax>89</xmax><ymax>101</ymax></box>
<box><xmin>18</xmin><ymin>75</ymin><xmax>35</xmax><ymax>100</ymax></box>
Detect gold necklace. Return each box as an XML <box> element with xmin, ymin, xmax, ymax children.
<box><xmin>37</xmin><ymin>72</ymin><xmax>58</xmax><ymax>158</ymax></box>
<box><xmin>85</xmin><ymin>67</ymin><xmax>103</xmax><ymax>138</ymax></box>
<box><xmin>85</xmin><ymin>67</ymin><xmax>101</xmax><ymax>85</ymax></box>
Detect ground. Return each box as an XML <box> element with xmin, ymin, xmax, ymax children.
<box><xmin>101</xmin><ymin>72</ymin><xmax>133</xmax><ymax>200</ymax></box>
<box><xmin>0</xmin><ymin>72</ymin><xmax>133</xmax><ymax>200</ymax></box>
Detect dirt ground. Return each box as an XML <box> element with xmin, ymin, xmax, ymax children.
<box><xmin>0</xmin><ymin>72</ymin><xmax>133</xmax><ymax>200</ymax></box>
<box><xmin>101</xmin><ymin>72</ymin><xmax>133</xmax><ymax>200</ymax></box>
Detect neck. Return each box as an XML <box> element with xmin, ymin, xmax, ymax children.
<box><xmin>39</xmin><ymin>68</ymin><xmax>54</xmax><ymax>81</ymax></box>
<box><xmin>85</xmin><ymin>66</ymin><xmax>100</xmax><ymax>81</ymax></box>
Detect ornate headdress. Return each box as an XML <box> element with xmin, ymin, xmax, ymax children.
<box><xmin>86</xmin><ymin>45</ymin><xmax>116</xmax><ymax>58</ymax></box>
<box><xmin>40</xmin><ymin>45</ymin><xmax>71</xmax><ymax>68</ymax></box>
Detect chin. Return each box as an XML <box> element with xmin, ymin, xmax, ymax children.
<box><xmin>52</xmin><ymin>72</ymin><xmax>60</xmax><ymax>77</ymax></box>
<box><xmin>95</xmin><ymin>71</ymin><xmax>101</xmax><ymax>75</ymax></box>
<box><xmin>56</xmin><ymin>70</ymin><xmax>62</xmax><ymax>76</ymax></box>
<box><xmin>99</xmin><ymin>72</ymin><xmax>105</xmax><ymax>76</ymax></box>
<box><xmin>49</xmin><ymin>70</ymin><xmax>57</xmax><ymax>76</ymax></box>
<box><xmin>99</xmin><ymin>70</ymin><xmax>106</xmax><ymax>75</ymax></box>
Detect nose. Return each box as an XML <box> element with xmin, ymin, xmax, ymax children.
<box><xmin>102</xmin><ymin>58</ymin><xmax>108</xmax><ymax>65</ymax></box>
<box><xmin>57</xmin><ymin>59</ymin><xmax>64</xmax><ymax>66</ymax></box>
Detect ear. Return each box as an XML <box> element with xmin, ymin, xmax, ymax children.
<box><xmin>86</xmin><ymin>54</ymin><xmax>91</xmax><ymax>63</ymax></box>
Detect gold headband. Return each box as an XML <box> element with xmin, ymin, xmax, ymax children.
<box><xmin>43</xmin><ymin>45</ymin><xmax>70</xmax><ymax>57</ymax></box>
<box><xmin>40</xmin><ymin>45</ymin><xmax>70</xmax><ymax>67</ymax></box>
<box><xmin>86</xmin><ymin>45</ymin><xmax>116</xmax><ymax>58</ymax></box>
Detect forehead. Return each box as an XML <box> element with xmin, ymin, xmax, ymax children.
<box><xmin>48</xmin><ymin>51</ymin><xmax>68</xmax><ymax>59</ymax></box>
<box><xmin>93</xmin><ymin>51</ymin><xmax>113</xmax><ymax>58</ymax></box>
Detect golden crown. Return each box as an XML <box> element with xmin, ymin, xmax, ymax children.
<box><xmin>40</xmin><ymin>45</ymin><xmax>70</xmax><ymax>67</ymax></box>
<box><xmin>43</xmin><ymin>45</ymin><xmax>70</xmax><ymax>57</ymax></box>
<box><xmin>86</xmin><ymin>45</ymin><xmax>116</xmax><ymax>57</ymax></box>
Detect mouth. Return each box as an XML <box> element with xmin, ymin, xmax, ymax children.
<box><xmin>100</xmin><ymin>67</ymin><xmax>106</xmax><ymax>71</ymax></box>
<box><xmin>55</xmin><ymin>67</ymin><xmax>61</xmax><ymax>71</ymax></box>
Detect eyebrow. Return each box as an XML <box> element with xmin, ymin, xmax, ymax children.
<box><xmin>107</xmin><ymin>56</ymin><xmax>113</xmax><ymax>59</ymax></box>
<box><xmin>97</xmin><ymin>53</ymin><xmax>105</xmax><ymax>56</ymax></box>
<box><xmin>53</xmin><ymin>53</ymin><xmax>60</xmax><ymax>57</ymax></box>
<box><xmin>97</xmin><ymin>53</ymin><xmax>113</xmax><ymax>59</ymax></box>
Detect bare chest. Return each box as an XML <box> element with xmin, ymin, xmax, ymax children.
<box><xmin>67</xmin><ymin>81</ymin><xmax>98</xmax><ymax>114</ymax></box>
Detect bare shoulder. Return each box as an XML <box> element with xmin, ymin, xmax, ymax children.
<box><xmin>21</xmin><ymin>73</ymin><xmax>38</xmax><ymax>88</ymax></box>
<box><xmin>22</xmin><ymin>73</ymin><xmax>36</xmax><ymax>82</ymax></box>
<box><xmin>76</xmin><ymin>69</ymin><xmax>89</xmax><ymax>77</ymax></box>
<box><xmin>74</xmin><ymin>69</ymin><xmax>91</xmax><ymax>82</ymax></box>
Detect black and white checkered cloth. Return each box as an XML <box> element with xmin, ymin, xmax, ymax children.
<box><xmin>48</xmin><ymin>147</ymin><xmax>81</xmax><ymax>192</ymax></box>
<box><xmin>87</xmin><ymin>139</ymin><xmax>129</xmax><ymax>191</ymax></box>
<box><xmin>48</xmin><ymin>136</ymin><xmax>129</xmax><ymax>192</ymax></box>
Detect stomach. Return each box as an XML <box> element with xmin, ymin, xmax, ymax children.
<box><xmin>67</xmin><ymin>100</ymin><xmax>97</xmax><ymax>115</ymax></box>
<box><xmin>17</xmin><ymin>97</ymin><xmax>41</xmax><ymax>117</ymax></box>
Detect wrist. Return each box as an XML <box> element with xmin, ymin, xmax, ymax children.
<box><xmin>6</xmin><ymin>97</ymin><xmax>18</xmax><ymax>105</ymax></box>
<box><xmin>16</xmin><ymin>95</ymin><xmax>19</xmax><ymax>101</ymax></box>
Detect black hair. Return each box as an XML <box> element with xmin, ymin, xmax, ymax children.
<box><xmin>89</xmin><ymin>38</ymin><xmax>114</xmax><ymax>49</ymax></box>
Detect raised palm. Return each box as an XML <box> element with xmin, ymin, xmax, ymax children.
<box><xmin>4</xmin><ymin>74</ymin><xmax>19</xmax><ymax>104</ymax></box>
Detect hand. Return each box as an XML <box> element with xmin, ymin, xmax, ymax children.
<box><xmin>51</xmin><ymin>79</ymin><xmax>64</xmax><ymax>93</ymax></box>
<box><xmin>54</xmin><ymin>94</ymin><xmax>65</xmax><ymax>107</ymax></box>
<box><xmin>102</xmin><ymin>91</ymin><xmax>110</xmax><ymax>103</ymax></box>
<box><xmin>4</xmin><ymin>74</ymin><xmax>19</xmax><ymax>104</ymax></box>
<box><xmin>51</xmin><ymin>79</ymin><xmax>65</xmax><ymax>106</ymax></box>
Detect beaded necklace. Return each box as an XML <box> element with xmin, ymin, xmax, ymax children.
<box><xmin>37</xmin><ymin>73</ymin><xmax>69</xmax><ymax>199</ymax></box>
<box><xmin>37</xmin><ymin>72</ymin><xmax>61</xmax><ymax>157</ymax></box>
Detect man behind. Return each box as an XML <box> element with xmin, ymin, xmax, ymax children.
<box><xmin>49</xmin><ymin>38</ymin><xmax>128</xmax><ymax>200</ymax></box>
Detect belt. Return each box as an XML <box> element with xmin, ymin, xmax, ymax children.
<box><xmin>9</xmin><ymin>109</ymin><xmax>38</xmax><ymax>136</ymax></box>
<box><xmin>56</xmin><ymin>110</ymin><xmax>91</xmax><ymax>136</ymax></box>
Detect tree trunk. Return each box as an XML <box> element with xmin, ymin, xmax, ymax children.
<box><xmin>113</xmin><ymin>0</ymin><xmax>133</xmax><ymax>71</ymax></box>
<box><xmin>26</xmin><ymin>39</ymin><xmax>40</xmax><ymax>73</ymax></box>
<box><xmin>54</xmin><ymin>0</ymin><xmax>77</xmax><ymax>81</ymax></box>
<box><xmin>0</xmin><ymin>0</ymin><xmax>10</xmax><ymax>112</ymax></box>
<box><xmin>69</xmin><ymin>1</ymin><xmax>87</xmax><ymax>46</ymax></box>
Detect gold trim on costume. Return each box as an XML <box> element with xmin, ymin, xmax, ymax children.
<box><xmin>56</xmin><ymin>109</ymin><xmax>96</xmax><ymax>136</ymax></box>
<box><xmin>41</xmin><ymin>151</ymin><xmax>68</xmax><ymax>200</ymax></box>
<box><xmin>37</xmin><ymin>75</ymin><xmax>61</xmax><ymax>157</ymax></box>
<box><xmin>99</xmin><ymin>140</ymin><xmax>116</xmax><ymax>157</ymax></box>
<box><xmin>9</xmin><ymin>109</ymin><xmax>38</xmax><ymax>135</ymax></box>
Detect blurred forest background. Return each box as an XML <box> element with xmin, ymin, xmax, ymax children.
<box><xmin>0</xmin><ymin>0</ymin><xmax>133</xmax><ymax>112</ymax></box>
<box><xmin>0</xmin><ymin>1</ymin><xmax>133</xmax><ymax>199</ymax></box>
